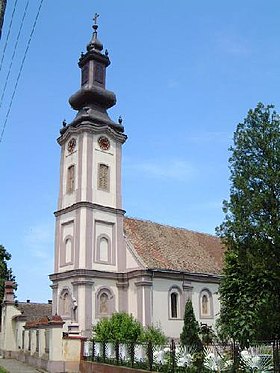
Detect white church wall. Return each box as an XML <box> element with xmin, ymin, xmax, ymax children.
<box><xmin>127</xmin><ymin>279</ymin><xmax>138</xmax><ymax>318</ymax></box>
<box><xmin>151</xmin><ymin>277</ymin><xmax>220</xmax><ymax>339</ymax></box>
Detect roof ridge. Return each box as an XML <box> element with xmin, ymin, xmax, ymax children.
<box><xmin>124</xmin><ymin>215</ymin><xmax>219</xmax><ymax>239</ymax></box>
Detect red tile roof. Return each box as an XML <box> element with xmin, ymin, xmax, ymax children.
<box><xmin>124</xmin><ymin>217</ymin><xmax>224</xmax><ymax>275</ymax></box>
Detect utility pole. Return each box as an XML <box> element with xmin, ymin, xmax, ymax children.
<box><xmin>0</xmin><ymin>0</ymin><xmax>7</xmax><ymax>39</ymax></box>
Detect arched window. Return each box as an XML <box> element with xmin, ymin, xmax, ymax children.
<box><xmin>200</xmin><ymin>289</ymin><xmax>213</xmax><ymax>318</ymax></box>
<box><xmin>67</xmin><ymin>165</ymin><xmax>75</xmax><ymax>193</ymax></box>
<box><xmin>169</xmin><ymin>286</ymin><xmax>182</xmax><ymax>319</ymax></box>
<box><xmin>96</xmin><ymin>234</ymin><xmax>111</xmax><ymax>264</ymax></box>
<box><xmin>171</xmin><ymin>292</ymin><xmax>178</xmax><ymax>318</ymax></box>
<box><xmin>98</xmin><ymin>163</ymin><xmax>110</xmax><ymax>191</ymax></box>
<box><xmin>96</xmin><ymin>288</ymin><xmax>115</xmax><ymax>318</ymax></box>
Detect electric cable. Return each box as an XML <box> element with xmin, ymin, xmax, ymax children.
<box><xmin>0</xmin><ymin>0</ymin><xmax>30</xmax><ymax>111</ymax></box>
<box><xmin>0</xmin><ymin>0</ymin><xmax>45</xmax><ymax>144</ymax></box>
<box><xmin>0</xmin><ymin>0</ymin><xmax>19</xmax><ymax>74</ymax></box>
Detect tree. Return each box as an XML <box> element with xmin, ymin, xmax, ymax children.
<box><xmin>180</xmin><ymin>299</ymin><xmax>202</xmax><ymax>350</ymax></box>
<box><xmin>93</xmin><ymin>312</ymin><xmax>143</xmax><ymax>343</ymax></box>
<box><xmin>217</xmin><ymin>103</ymin><xmax>280</xmax><ymax>345</ymax></box>
<box><xmin>141</xmin><ymin>324</ymin><xmax>167</xmax><ymax>346</ymax></box>
<box><xmin>0</xmin><ymin>244</ymin><xmax>15</xmax><ymax>301</ymax></box>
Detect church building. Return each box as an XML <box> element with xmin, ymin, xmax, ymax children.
<box><xmin>48</xmin><ymin>17</ymin><xmax>224</xmax><ymax>340</ymax></box>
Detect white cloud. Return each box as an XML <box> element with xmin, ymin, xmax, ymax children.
<box><xmin>124</xmin><ymin>158</ymin><xmax>195</xmax><ymax>181</ymax></box>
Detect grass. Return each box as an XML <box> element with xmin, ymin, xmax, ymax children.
<box><xmin>0</xmin><ymin>368</ymin><xmax>8</xmax><ymax>373</ymax></box>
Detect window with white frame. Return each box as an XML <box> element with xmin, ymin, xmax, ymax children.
<box><xmin>169</xmin><ymin>286</ymin><xmax>182</xmax><ymax>319</ymax></box>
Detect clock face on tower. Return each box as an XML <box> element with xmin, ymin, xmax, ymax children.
<box><xmin>98</xmin><ymin>136</ymin><xmax>110</xmax><ymax>151</ymax></box>
<box><xmin>67</xmin><ymin>138</ymin><xmax>76</xmax><ymax>153</ymax></box>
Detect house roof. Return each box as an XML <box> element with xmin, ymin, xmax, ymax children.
<box><xmin>124</xmin><ymin>217</ymin><xmax>224</xmax><ymax>275</ymax></box>
<box><xmin>14</xmin><ymin>302</ymin><xmax>52</xmax><ymax>322</ymax></box>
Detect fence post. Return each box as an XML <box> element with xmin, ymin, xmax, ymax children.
<box><xmin>130</xmin><ymin>342</ymin><xmax>135</xmax><ymax>368</ymax></box>
<box><xmin>92</xmin><ymin>340</ymin><xmax>95</xmax><ymax>361</ymax></box>
<box><xmin>102</xmin><ymin>341</ymin><xmax>106</xmax><ymax>363</ymax></box>
<box><xmin>147</xmin><ymin>341</ymin><xmax>153</xmax><ymax>371</ymax></box>
<box><xmin>273</xmin><ymin>338</ymin><xmax>280</xmax><ymax>373</ymax></box>
<box><xmin>170</xmin><ymin>339</ymin><xmax>176</xmax><ymax>373</ymax></box>
<box><xmin>115</xmin><ymin>341</ymin><xmax>119</xmax><ymax>365</ymax></box>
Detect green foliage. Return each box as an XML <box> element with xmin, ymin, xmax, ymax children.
<box><xmin>180</xmin><ymin>299</ymin><xmax>203</xmax><ymax>351</ymax></box>
<box><xmin>0</xmin><ymin>244</ymin><xmax>15</xmax><ymax>301</ymax></box>
<box><xmin>93</xmin><ymin>312</ymin><xmax>143</xmax><ymax>343</ymax></box>
<box><xmin>141</xmin><ymin>324</ymin><xmax>167</xmax><ymax>346</ymax></box>
<box><xmin>217</xmin><ymin>103</ymin><xmax>280</xmax><ymax>345</ymax></box>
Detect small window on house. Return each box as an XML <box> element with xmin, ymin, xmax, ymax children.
<box><xmin>67</xmin><ymin>165</ymin><xmax>75</xmax><ymax>193</ymax></box>
<box><xmin>98</xmin><ymin>164</ymin><xmax>110</xmax><ymax>191</ymax></box>
<box><xmin>22</xmin><ymin>330</ymin><xmax>25</xmax><ymax>350</ymax></box>
<box><xmin>45</xmin><ymin>329</ymin><xmax>50</xmax><ymax>353</ymax></box>
<box><xmin>28</xmin><ymin>330</ymin><xmax>31</xmax><ymax>351</ymax></box>
<box><xmin>36</xmin><ymin>330</ymin><xmax>39</xmax><ymax>352</ymax></box>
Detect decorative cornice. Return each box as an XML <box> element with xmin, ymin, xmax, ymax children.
<box><xmin>58</xmin><ymin>122</ymin><xmax>127</xmax><ymax>145</ymax></box>
<box><xmin>49</xmin><ymin>268</ymin><xmax>221</xmax><ymax>284</ymax></box>
<box><xmin>135</xmin><ymin>280</ymin><xmax>153</xmax><ymax>287</ymax></box>
<box><xmin>54</xmin><ymin>201</ymin><xmax>126</xmax><ymax>218</ymax></box>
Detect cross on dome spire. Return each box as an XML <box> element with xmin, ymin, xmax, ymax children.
<box><xmin>87</xmin><ymin>12</ymin><xmax>103</xmax><ymax>52</ymax></box>
<box><xmin>93</xmin><ymin>13</ymin><xmax>99</xmax><ymax>29</ymax></box>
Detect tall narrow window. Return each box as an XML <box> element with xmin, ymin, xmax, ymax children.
<box><xmin>98</xmin><ymin>164</ymin><xmax>110</xmax><ymax>191</ymax></box>
<box><xmin>171</xmin><ymin>292</ymin><xmax>178</xmax><ymax>318</ymax></box>
<box><xmin>67</xmin><ymin>165</ymin><xmax>75</xmax><ymax>193</ymax></box>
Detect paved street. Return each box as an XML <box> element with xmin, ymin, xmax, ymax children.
<box><xmin>0</xmin><ymin>358</ymin><xmax>47</xmax><ymax>372</ymax></box>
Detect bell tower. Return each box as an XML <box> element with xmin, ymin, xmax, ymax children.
<box><xmin>50</xmin><ymin>15</ymin><xmax>127</xmax><ymax>336</ymax></box>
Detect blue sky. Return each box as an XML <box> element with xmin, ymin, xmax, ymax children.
<box><xmin>0</xmin><ymin>0</ymin><xmax>280</xmax><ymax>302</ymax></box>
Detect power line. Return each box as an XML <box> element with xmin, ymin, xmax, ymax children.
<box><xmin>0</xmin><ymin>0</ymin><xmax>19</xmax><ymax>73</ymax></box>
<box><xmin>0</xmin><ymin>0</ymin><xmax>30</xmax><ymax>111</ymax></box>
<box><xmin>0</xmin><ymin>0</ymin><xmax>45</xmax><ymax>144</ymax></box>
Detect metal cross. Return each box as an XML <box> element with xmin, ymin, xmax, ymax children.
<box><xmin>93</xmin><ymin>13</ymin><xmax>99</xmax><ymax>25</ymax></box>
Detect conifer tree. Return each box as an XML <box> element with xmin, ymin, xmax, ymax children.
<box><xmin>217</xmin><ymin>103</ymin><xmax>280</xmax><ymax>345</ymax></box>
<box><xmin>180</xmin><ymin>299</ymin><xmax>202</xmax><ymax>350</ymax></box>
